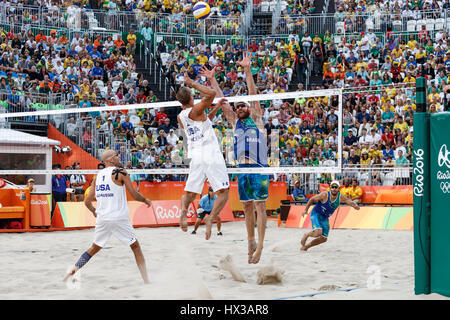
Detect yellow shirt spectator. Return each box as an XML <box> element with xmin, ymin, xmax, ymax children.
<box><xmin>216</xmin><ymin>49</ymin><xmax>225</xmax><ymax>60</ymax></box>
<box><xmin>81</xmin><ymin>58</ymin><xmax>94</xmax><ymax>68</ymax></box>
<box><xmin>407</xmin><ymin>39</ymin><xmax>418</xmax><ymax>50</ymax></box>
<box><xmin>394</xmin><ymin>121</ymin><xmax>409</xmax><ymax>133</ymax></box>
<box><xmin>356</xmin><ymin>61</ymin><xmax>368</xmax><ymax>72</ymax></box>
<box><xmin>428</xmin><ymin>93</ymin><xmax>440</xmax><ymax>103</ymax></box>
<box><xmin>415</xmin><ymin>51</ymin><xmax>427</xmax><ymax>60</ymax></box>
<box><xmin>340</xmin><ymin>186</ymin><xmax>351</xmax><ymax>197</ymax></box>
<box><xmin>197</xmin><ymin>54</ymin><xmax>208</xmax><ymax>65</ymax></box>
<box><xmin>403</xmin><ymin>76</ymin><xmax>416</xmax><ymax>84</ymax></box>
<box><xmin>127</xmin><ymin>33</ymin><xmax>136</xmax><ymax>45</ymax></box>
<box><xmin>288</xmin><ymin>126</ymin><xmax>299</xmax><ymax>135</ymax></box>
<box><xmin>64</xmin><ymin>57</ymin><xmax>73</xmax><ymax>69</ymax></box>
<box><xmin>349</xmin><ymin>186</ymin><xmax>363</xmax><ymax>201</ymax></box>
<box><xmin>79</xmin><ymin>83</ymin><xmax>90</xmax><ymax>94</ymax></box>
<box><xmin>403</xmin><ymin>103</ymin><xmax>416</xmax><ymax>111</ymax></box>
<box><xmin>286</xmin><ymin>138</ymin><xmax>298</xmax><ymax>148</ymax></box>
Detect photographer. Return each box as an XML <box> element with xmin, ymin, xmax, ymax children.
<box><xmin>69</xmin><ymin>162</ymin><xmax>86</xmax><ymax>202</ymax></box>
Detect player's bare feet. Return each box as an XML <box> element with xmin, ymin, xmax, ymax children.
<box><xmin>63</xmin><ymin>266</ymin><xmax>78</xmax><ymax>282</ymax></box>
<box><xmin>179</xmin><ymin>211</ymin><xmax>188</xmax><ymax>232</ymax></box>
<box><xmin>248</xmin><ymin>239</ymin><xmax>257</xmax><ymax>264</ymax></box>
<box><xmin>204</xmin><ymin>215</ymin><xmax>213</xmax><ymax>240</ymax></box>
<box><xmin>250</xmin><ymin>245</ymin><xmax>263</xmax><ymax>264</ymax></box>
<box><xmin>301</xmin><ymin>233</ymin><xmax>308</xmax><ymax>247</ymax></box>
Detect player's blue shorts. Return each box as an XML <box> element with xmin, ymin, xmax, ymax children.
<box><xmin>310</xmin><ymin>210</ymin><xmax>330</xmax><ymax>238</ymax></box>
<box><xmin>237</xmin><ymin>164</ymin><xmax>269</xmax><ymax>202</ymax></box>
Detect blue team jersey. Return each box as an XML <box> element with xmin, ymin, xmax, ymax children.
<box><xmin>312</xmin><ymin>191</ymin><xmax>340</xmax><ymax>217</ymax></box>
<box><xmin>233</xmin><ymin>116</ymin><xmax>267</xmax><ymax>167</ymax></box>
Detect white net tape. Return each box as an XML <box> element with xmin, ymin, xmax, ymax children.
<box><xmin>0</xmin><ymin>88</ymin><xmax>343</xmax><ymax>179</ymax></box>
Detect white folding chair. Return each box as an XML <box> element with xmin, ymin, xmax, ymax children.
<box><xmin>130</xmin><ymin>115</ymin><xmax>141</xmax><ymax>127</ymax></box>
<box><xmin>336</xmin><ymin>21</ymin><xmax>345</xmax><ymax>34</ymax></box>
<box><xmin>159</xmin><ymin>52</ymin><xmax>170</xmax><ymax>67</ymax></box>
<box><xmin>435</xmin><ymin>18</ymin><xmax>444</xmax><ymax>30</ymax></box>
<box><xmin>260</xmin><ymin>1</ymin><xmax>269</xmax><ymax>12</ymax></box>
<box><xmin>407</xmin><ymin>20</ymin><xmax>416</xmax><ymax>32</ymax></box>
<box><xmin>382</xmin><ymin>172</ymin><xmax>396</xmax><ymax>186</ymax></box>
<box><xmin>426</xmin><ymin>19</ymin><xmax>435</xmax><ymax>31</ymax></box>
<box><xmin>416</xmin><ymin>19</ymin><xmax>425</xmax><ymax>31</ymax></box>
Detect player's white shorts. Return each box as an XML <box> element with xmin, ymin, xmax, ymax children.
<box><xmin>185</xmin><ymin>152</ymin><xmax>229</xmax><ymax>194</ymax></box>
<box><xmin>93</xmin><ymin>219</ymin><xmax>137</xmax><ymax>248</ymax></box>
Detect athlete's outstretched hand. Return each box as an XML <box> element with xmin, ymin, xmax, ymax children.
<box><xmin>183</xmin><ymin>72</ymin><xmax>194</xmax><ymax>87</ymax></box>
<box><xmin>144</xmin><ymin>198</ymin><xmax>152</xmax><ymax>208</ymax></box>
<box><xmin>199</xmin><ymin>66</ymin><xmax>216</xmax><ymax>80</ymax></box>
<box><xmin>215</xmin><ymin>98</ymin><xmax>229</xmax><ymax>109</ymax></box>
<box><xmin>237</xmin><ymin>51</ymin><xmax>252</xmax><ymax>69</ymax></box>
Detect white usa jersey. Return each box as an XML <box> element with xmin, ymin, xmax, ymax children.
<box><xmin>178</xmin><ymin>107</ymin><xmax>221</xmax><ymax>158</ymax></box>
<box><xmin>95</xmin><ymin>166</ymin><xmax>130</xmax><ymax>221</ymax></box>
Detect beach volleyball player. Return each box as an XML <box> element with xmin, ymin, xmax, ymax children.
<box><xmin>300</xmin><ymin>180</ymin><xmax>360</xmax><ymax>251</ymax></box>
<box><xmin>200</xmin><ymin>52</ymin><xmax>268</xmax><ymax>264</ymax></box>
<box><xmin>63</xmin><ymin>149</ymin><xmax>151</xmax><ymax>284</ymax></box>
<box><xmin>176</xmin><ymin>72</ymin><xmax>230</xmax><ymax>240</ymax></box>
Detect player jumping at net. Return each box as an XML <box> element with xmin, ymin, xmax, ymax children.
<box><xmin>176</xmin><ymin>72</ymin><xmax>230</xmax><ymax>240</ymax></box>
<box><xmin>300</xmin><ymin>180</ymin><xmax>360</xmax><ymax>251</ymax></box>
<box><xmin>200</xmin><ymin>52</ymin><xmax>269</xmax><ymax>264</ymax></box>
<box><xmin>63</xmin><ymin>149</ymin><xmax>152</xmax><ymax>284</ymax></box>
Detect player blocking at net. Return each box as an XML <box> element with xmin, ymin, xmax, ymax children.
<box><xmin>300</xmin><ymin>180</ymin><xmax>360</xmax><ymax>251</ymax></box>
<box><xmin>176</xmin><ymin>72</ymin><xmax>230</xmax><ymax>240</ymax></box>
<box><xmin>200</xmin><ymin>52</ymin><xmax>269</xmax><ymax>264</ymax></box>
<box><xmin>63</xmin><ymin>149</ymin><xmax>152</xmax><ymax>284</ymax></box>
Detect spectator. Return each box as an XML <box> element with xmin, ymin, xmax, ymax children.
<box><xmin>349</xmin><ymin>179</ymin><xmax>363</xmax><ymax>204</ymax></box>
<box><xmin>292</xmin><ymin>180</ymin><xmax>306</xmax><ymax>202</ymax></box>
<box><xmin>52</xmin><ymin>165</ymin><xmax>67</xmax><ymax>214</ymax></box>
<box><xmin>69</xmin><ymin>162</ymin><xmax>86</xmax><ymax>202</ymax></box>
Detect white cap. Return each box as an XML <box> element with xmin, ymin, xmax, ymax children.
<box><xmin>330</xmin><ymin>180</ymin><xmax>340</xmax><ymax>188</ymax></box>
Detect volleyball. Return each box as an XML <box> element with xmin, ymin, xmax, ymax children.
<box><xmin>193</xmin><ymin>1</ymin><xmax>211</xmax><ymax>20</ymax></box>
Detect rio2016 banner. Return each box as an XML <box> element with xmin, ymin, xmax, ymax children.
<box><xmin>430</xmin><ymin>113</ymin><xmax>450</xmax><ymax>297</ymax></box>
<box><xmin>413</xmin><ymin>112</ymin><xmax>431</xmax><ymax>295</ymax></box>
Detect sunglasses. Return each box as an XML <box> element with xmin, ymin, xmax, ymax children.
<box><xmin>235</xmin><ymin>104</ymin><xmax>247</xmax><ymax>109</ymax></box>
<box><xmin>331</xmin><ymin>185</ymin><xmax>339</xmax><ymax>189</ymax></box>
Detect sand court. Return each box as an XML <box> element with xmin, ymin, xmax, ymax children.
<box><xmin>0</xmin><ymin>220</ymin><xmax>447</xmax><ymax>300</ymax></box>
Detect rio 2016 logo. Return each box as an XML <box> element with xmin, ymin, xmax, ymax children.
<box><xmin>155</xmin><ymin>205</ymin><xmax>195</xmax><ymax>219</ymax></box>
<box><xmin>437</xmin><ymin>144</ymin><xmax>450</xmax><ymax>194</ymax></box>
<box><xmin>438</xmin><ymin>144</ymin><xmax>450</xmax><ymax>168</ymax></box>
<box><xmin>413</xmin><ymin>148</ymin><xmax>425</xmax><ymax>197</ymax></box>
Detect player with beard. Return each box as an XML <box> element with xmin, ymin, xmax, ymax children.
<box><xmin>200</xmin><ymin>52</ymin><xmax>268</xmax><ymax>264</ymax></box>
<box><xmin>300</xmin><ymin>180</ymin><xmax>360</xmax><ymax>251</ymax></box>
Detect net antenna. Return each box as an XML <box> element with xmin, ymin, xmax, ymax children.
<box><xmin>0</xmin><ymin>88</ymin><xmax>343</xmax><ymax>176</ymax></box>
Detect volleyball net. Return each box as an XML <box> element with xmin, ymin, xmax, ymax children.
<box><xmin>0</xmin><ymin>88</ymin><xmax>343</xmax><ymax>191</ymax></box>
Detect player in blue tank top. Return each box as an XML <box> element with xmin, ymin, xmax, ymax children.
<box><xmin>199</xmin><ymin>52</ymin><xmax>268</xmax><ymax>264</ymax></box>
<box><xmin>300</xmin><ymin>180</ymin><xmax>360</xmax><ymax>251</ymax></box>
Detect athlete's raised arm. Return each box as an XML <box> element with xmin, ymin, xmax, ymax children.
<box><xmin>183</xmin><ymin>72</ymin><xmax>216</xmax><ymax>120</ymax></box>
<box><xmin>237</xmin><ymin>51</ymin><xmax>263</xmax><ymax>125</ymax></box>
<box><xmin>200</xmin><ymin>66</ymin><xmax>237</xmax><ymax>124</ymax></box>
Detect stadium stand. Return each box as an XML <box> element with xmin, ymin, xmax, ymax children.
<box><xmin>1</xmin><ymin>0</ymin><xmax>447</xmax><ymax>197</ymax></box>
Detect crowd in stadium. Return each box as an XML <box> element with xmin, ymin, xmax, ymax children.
<box><xmin>1</xmin><ymin>0</ymin><xmax>448</xmax><ymax>194</ymax></box>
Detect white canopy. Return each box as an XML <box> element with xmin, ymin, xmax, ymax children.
<box><xmin>0</xmin><ymin>129</ymin><xmax>60</xmax><ymax>146</ymax></box>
